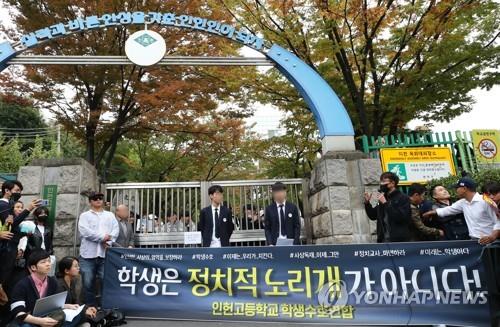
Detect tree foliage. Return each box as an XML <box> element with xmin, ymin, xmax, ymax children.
<box><xmin>219</xmin><ymin>0</ymin><xmax>500</xmax><ymax>137</ymax></box>
<box><xmin>1</xmin><ymin>0</ymin><xmax>257</xmax><ymax>181</ymax></box>
<box><xmin>0</xmin><ymin>135</ymin><xmax>60</xmax><ymax>172</ymax></box>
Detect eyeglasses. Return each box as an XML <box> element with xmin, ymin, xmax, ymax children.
<box><xmin>91</xmin><ymin>196</ymin><xmax>104</xmax><ymax>201</ymax></box>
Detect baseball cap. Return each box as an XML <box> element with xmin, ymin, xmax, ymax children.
<box><xmin>454</xmin><ymin>177</ymin><xmax>476</xmax><ymax>189</ymax></box>
<box><xmin>88</xmin><ymin>191</ymin><xmax>104</xmax><ymax>200</ymax></box>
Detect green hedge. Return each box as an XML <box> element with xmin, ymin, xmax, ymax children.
<box><xmin>426</xmin><ymin>168</ymin><xmax>500</xmax><ymax>198</ymax></box>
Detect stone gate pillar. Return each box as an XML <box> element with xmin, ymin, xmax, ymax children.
<box><xmin>16</xmin><ymin>158</ymin><xmax>99</xmax><ymax>258</ymax></box>
<box><xmin>308</xmin><ymin>151</ymin><xmax>382</xmax><ymax>244</ymax></box>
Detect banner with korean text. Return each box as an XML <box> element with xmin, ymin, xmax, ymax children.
<box><xmin>102</xmin><ymin>241</ymin><xmax>492</xmax><ymax>326</ymax></box>
<box><xmin>379</xmin><ymin>147</ymin><xmax>456</xmax><ymax>185</ymax></box>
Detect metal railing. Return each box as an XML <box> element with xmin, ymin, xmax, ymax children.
<box><xmin>104</xmin><ymin>179</ymin><xmax>308</xmax><ymax>247</ymax></box>
<box><xmin>361</xmin><ymin>130</ymin><xmax>478</xmax><ymax>173</ymax></box>
<box><xmin>8</xmin><ymin>55</ymin><xmax>274</xmax><ymax>66</ymax></box>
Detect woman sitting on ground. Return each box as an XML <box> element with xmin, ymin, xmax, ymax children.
<box><xmin>57</xmin><ymin>256</ymin><xmax>97</xmax><ymax>321</ymax></box>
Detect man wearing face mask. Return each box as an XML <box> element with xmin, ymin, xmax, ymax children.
<box><xmin>0</xmin><ymin>180</ymin><xmax>41</xmax><ymax>323</ymax></box>
<box><xmin>364</xmin><ymin>172</ymin><xmax>412</xmax><ymax>243</ymax></box>
<box><xmin>0</xmin><ymin>180</ymin><xmax>24</xmax><ymax>223</ymax></box>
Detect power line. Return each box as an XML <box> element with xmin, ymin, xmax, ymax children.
<box><xmin>0</xmin><ymin>132</ymin><xmax>58</xmax><ymax>139</ymax></box>
<box><xmin>0</xmin><ymin>129</ymin><xmax>57</xmax><ymax>133</ymax></box>
<box><xmin>0</xmin><ymin>130</ymin><xmax>57</xmax><ymax>136</ymax></box>
<box><xmin>0</xmin><ymin>127</ymin><xmax>53</xmax><ymax>131</ymax></box>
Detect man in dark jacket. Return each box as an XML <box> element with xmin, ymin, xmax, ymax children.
<box><xmin>264</xmin><ymin>182</ymin><xmax>301</xmax><ymax>245</ymax></box>
<box><xmin>408</xmin><ymin>183</ymin><xmax>444</xmax><ymax>241</ymax></box>
<box><xmin>428</xmin><ymin>184</ymin><xmax>470</xmax><ymax>240</ymax></box>
<box><xmin>198</xmin><ymin>185</ymin><xmax>234</xmax><ymax>247</ymax></box>
<box><xmin>9</xmin><ymin>249</ymin><xmax>82</xmax><ymax>326</ymax></box>
<box><xmin>364</xmin><ymin>172</ymin><xmax>411</xmax><ymax>243</ymax></box>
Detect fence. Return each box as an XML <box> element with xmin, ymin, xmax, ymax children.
<box><xmin>104</xmin><ymin>179</ymin><xmax>308</xmax><ymax>248</ymax></box>
<box><xmin>361</xmin><ymin>130</ymin><xmax>478</xmax><ymax>174</ymax></box>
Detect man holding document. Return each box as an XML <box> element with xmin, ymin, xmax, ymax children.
<box><xmin>9</xmin><ymin>249</ymin><xmax>86</xmax><ymax>327</ymax></box>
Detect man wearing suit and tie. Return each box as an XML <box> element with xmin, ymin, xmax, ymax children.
<box><xmin>198</xmin><ymin>185</ymin><xmax>234</xmax><ymax>247</ymax></box>
<box><xmin>265</xmin><ymin>182</ymin><xmax>301</xmax><ymax>246</ymax></box>
<box><xmin>113</xmin><ymin>204</ymin><xmax>134</xmax><ymax>248</ymax></box>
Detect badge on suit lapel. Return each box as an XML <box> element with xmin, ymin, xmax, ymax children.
<box><xmin>223</xmin><ymin>218</ymin><xmax>227</xmax><ymax>222</ymax></box>
<box><xmin>288</xmin><ymin>213</ymin><xmax>292</xmax><ymax>218</ymax></box>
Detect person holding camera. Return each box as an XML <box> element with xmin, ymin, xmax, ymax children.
<box><xmin>0</xmin><ymin>180</ymin><xmax>41</xmax><ymax>324</ymax></box>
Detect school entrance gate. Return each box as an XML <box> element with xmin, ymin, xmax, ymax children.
<box><xmin>6</xmin><ymin>10</ymin><xmax>383</xmax><ymax>252</ymax></box>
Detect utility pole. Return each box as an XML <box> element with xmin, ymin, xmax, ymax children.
<box><xmin>57</xmin><ymin>124</ymin><xmax>61</xmax><ymax>156</ymax></box>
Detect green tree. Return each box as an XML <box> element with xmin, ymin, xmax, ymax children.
<box><xmin>105</xmin><ymin>119</ymin><xmax>260</xmax><ymax>183</ymax></box>
<box><xmin>0</xmin><ymin>135</ymin><xmax>25</xmax><ymax>172</ymax></box>
<box><xmin>428</xmin><ymin>169</ymin><xmax>500</xmax><ymax>199</ymax></box>
<box><xmin>29</xmin><ymin>136</ymin><xmax>60</xmax><ymax>161</ymax></box>
<box><xmin>0</xmin><ymin>100</ymin><xmax>47</xmax><ymax>132</ymax></box>
<box><xmin>220</xmin><ymin>0</ymin><xmax>500</xmax><ymax>138</ymax></box>
<box><xmin>1</xmin><ymin>1</ymin><xmax>256</xmax><ymax>183</ymax></box>
<box><xmin>257</xmin><ymin>106</ymin><xmax>321</xmax><ymax>178</ymax></box>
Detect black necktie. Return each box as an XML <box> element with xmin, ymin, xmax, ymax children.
<box><xmin>279</xmin><ymin>204</ymin><xmax>286</xmax><ymax>236</ymax></box>
<box><xmin>214</xmin><ymin>208</ymin><xmax>220</xmax><ymax>238</ymax></box>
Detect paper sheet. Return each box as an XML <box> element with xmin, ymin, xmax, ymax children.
<box><xmin>63</xmin><ymin>304</ymin><xmax>85</xmax><ymax>322</ymax></box>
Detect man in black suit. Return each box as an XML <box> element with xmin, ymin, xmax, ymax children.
<box><xmin>198</xmin><ymin>185</ymin><xmax>234</xmax><ymax>247</ymax></box>
<box><xmin>264</xmin><ymin>182</ymin><xmax>301</xmax><ymax>245</ymax></box>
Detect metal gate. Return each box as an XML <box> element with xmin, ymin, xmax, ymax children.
<box><xmin>104</xmin><ymin>179</ymin><xmax>309</xmax><ymax>247</ymax></box>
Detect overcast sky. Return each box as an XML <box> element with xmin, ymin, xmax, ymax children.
<box><xmin>1</xmin><ymin>6</ymin><xmax>498</xmax><ymax>137</ymax></box>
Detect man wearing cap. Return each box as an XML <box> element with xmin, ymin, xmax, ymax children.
<box><xmin>264</xmin><ymin>182</ymin><xmax>301</xmax><ymax>245</ymax></box>
<box><xmin>78</xmin><ymin>191</ymin><xmax>119</xmax><ymax>306</ymax></box>
<box><xmin>423</xmin><ymin>177</ymin><xmax>500</xmax><ymax>244</ymax></box>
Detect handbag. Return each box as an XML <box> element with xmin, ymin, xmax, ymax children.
<box><xmin>45</xmin><ymin>308</ymin><xmax>66</xmax><ymax>327</ymax></box>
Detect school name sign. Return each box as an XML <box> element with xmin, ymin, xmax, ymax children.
<box><xmin>0</xmin><ymin>10</ymin><xmax>355</xmax><ymax>143</ymax></box>
<box><xmin>18</xmin><ymin>11</ymin><xmax>265</xmax><ymax>51</ymax></box>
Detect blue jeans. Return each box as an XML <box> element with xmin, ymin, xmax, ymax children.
<box><xmin>79</xmin><ymin>256</ymin><xmax>105</xmax><ymax>306</ymax></box>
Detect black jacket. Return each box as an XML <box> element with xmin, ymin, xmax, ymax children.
<box><xmin>0</xmin><ymin>199</ymin><xmax>32</xmax><ymax>250</ymax></box>
<box><xmin>10</xmin><ymin>275</ymin><xmax>59</xmax><ymax>323</ymax></box>
<box><xmin>365</xmin><ymin>189</ymin><xmax>411</xmax><ymax>243</ymax></box>
<box><xmin>57</xmin><ymin>276</ymin><xmax>84</xmax><ymax>305</ymax></box>
<box><xmin>264</xmin><ymin>201</ymin><xmax>301</xmax><ymax>245</ymax></box>
<box><xmin>27</xmin><ymin>224</ymin><xmax>54</xmax><ymax>256</ymax></box>
<box><xmin>431</xmin><ymin>201</ymin><xmax>470</xmax><ymax>240</ymax></box>
<box><xmin>198</xmin><ymin>205</ymin><xmax>234</xmax><ymax>247</ymax></box>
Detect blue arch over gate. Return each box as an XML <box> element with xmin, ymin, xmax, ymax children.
<box><xmin>0</xmin><ymin>11</ymin><xmax>355</xmax><ymax>151</ymax></box>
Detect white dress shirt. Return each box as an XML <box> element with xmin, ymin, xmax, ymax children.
<box><xmin>436</xmin><ymin>193</ymin><xmax>499</xmax><ymax>239</ymax></box>
<box><xmin>276</xmin><ymin>201</ymin><xmax>287</xmax><ymax>239</ymax></box>
<box><xmin>210</xmin><ymin>205</ymin><xmax>221</xmax><ymax>248</ymax></box>
<box><xmin>78</xmin><ymin>209</ymin><xmax>119</xmax><ymax>258</ymax></box>
<box><xmin>37</xmin><ymin>225</ymin><xmax>46</xmax><ymax>250</ymax></box>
